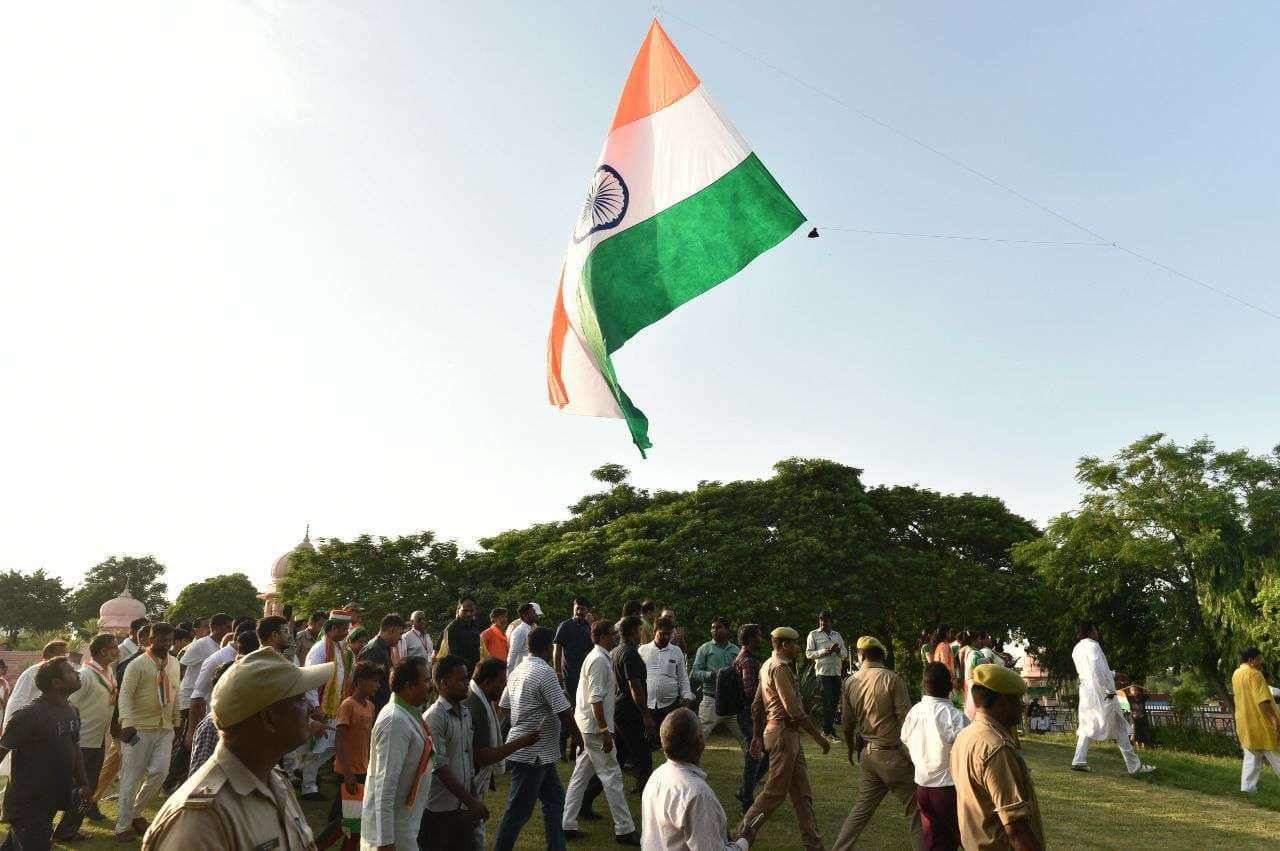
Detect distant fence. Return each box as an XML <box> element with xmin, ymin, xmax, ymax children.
<box><xmin>1041</xmin><ymin>704</ymin><xmax>1238</xmax><ymax>741</ymax></box>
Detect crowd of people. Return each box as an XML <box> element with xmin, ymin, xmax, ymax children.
<box><xmin>3</xmin><ymin>600</ymin><xmax>1280</xmax><ymax>850</ymax></box>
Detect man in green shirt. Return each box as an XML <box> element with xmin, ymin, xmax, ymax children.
<box><xmin>690</xmin><ymin>616</ymin><xmax>743</xmax><ymax>746</ymax></box>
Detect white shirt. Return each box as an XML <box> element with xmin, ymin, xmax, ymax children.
<box><xmin>69</xmin><ymin>661</ymin><xmax>117</xmax><ymax>749</ymax></box>
<box><xmin>804</xmin><ymin>629</ymin><xmax>848</xmax><ymax>677</ymax></box>
<box><xmin>398</xmin><ymin>629</ymin><xmax>432</xmax><ymax>661</ymax></box>
<box><xmin>574</xmin><ymin>645</ymin><xmax>616</xmax><ymax>734</ymax></box>
<box><xmin>640</xmin><ymin>759</ymin><xmax>748</xmax><ymax>851</ymax></box>
<box><xmin>507</xmin><ymin>620</ymin><xmax>535</xmax><ymax>673</ymax></box>
<box><xmin>178</xmin><ymin>635</ymin><xmax>219</xmax><ymax>710</ymax></box>
<box><xmin>361</xmin><ymin>698</ymin><xmax>431</xmax><ymax>850</ymax></box>
<box><xmin>638</xmin><ymin>642</ymin><xmax>693</xmax><ymax>709</ymax></box>
<box><xmin>190</xmin><ymin>644</ymin><xmax>237</xmax><ymax>702</ymax></box>
<box><xmin>2</xmin><ymin>665</ymin><xmax>39</xmax><ymax>728</ymax></box>
<box><xmin>1072</xmin><ymin>638</ymin><xmax>1127</xmax><ymax>741</ymax></box>
<box><xmin>900</xmin><ymin>695</ymin><xmax>968</xmax><ymax>787</ymax></box>
<box><xmin>119</xmin><ymin>637</ymin><xmax>139</xmax><ymax>659</ymax></box>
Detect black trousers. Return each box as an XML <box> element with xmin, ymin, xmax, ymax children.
<box><xmin>49</xmin><ymin>746</ymin><xmax>102</xmax><ymax>840</ymax></box>
<box><xmin>418</xmin><ymin>808</ymin><xmax>475</xmax><ymax>850</ymax></box>
<box><xmin>2</xmin><ymin>806</ymin><xmax>56</xmax><ymax>851</ymax></box>
<box><xmin>163</xmin><ymin>709</ymin><xmax>191</xmax><ymax>791</ymax></box>
<box><xmin>819</xmin><ymin>675</ymin><xmax>841</xmax><ymax>734</ymax></box>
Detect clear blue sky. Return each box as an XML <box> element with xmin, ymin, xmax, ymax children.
<box><xmin>2</xmin><ymin>1</ymin><xmax>1276</xmax><ymax>595</ymax></box>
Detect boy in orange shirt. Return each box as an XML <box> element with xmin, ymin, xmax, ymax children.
<box><xmin>317</xmin><ymin>661</ymin><xmax>383</xmax><ymax>850</ymax></box>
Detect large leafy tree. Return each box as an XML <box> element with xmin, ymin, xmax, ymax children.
<box><xmin>0</xmin><ymin>569</ymin><xmax>70</xmax><ymax>643</ymax></box>
<box><xmin>1014</xmin><ymin>434</ymin><xmax>1280</xmax><ymax>705</ymax></box>
<box><xmin>69</xmin><ymin>556</ymin><xmax>169</xmax><ymax>623</ymax></box>
<box><xmin>167</xmin><ymin>573</ymin><xmax>263</xmax><ymax>624</ymax></box>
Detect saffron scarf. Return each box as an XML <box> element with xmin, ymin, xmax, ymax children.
<box><xmin>392</xmin><ymin>694</ymin><xmax>433</xmax><ymax>806</ymax></box>
<box><xmin>320</xmin><ymin>635</ymin><xmax>353</xmax><ymax>717</ymax></box>
<box><xmin>85</xmin><ymin>659</ymin><xmax>117</xmax><ymax>704</ymax></box>
<box><xmin>145</xmin><ymin>649</ymin><xmax>172</xmax><ymax>707</ymax></box>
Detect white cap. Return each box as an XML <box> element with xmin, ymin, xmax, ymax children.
<box><xmin>530</xmin><ymin>603</ymin><xmax>544</xmax><ymax>617</ymax></box>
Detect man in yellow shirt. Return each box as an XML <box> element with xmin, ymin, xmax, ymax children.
<box><xmin>1233</xmin><ymin>647</ymin><xmax>1280</xmax><ymax>793</ymax></box>
<box><xmin>116</xmin><ymin>621</ymin><xmax>182</xmax><ymax>842</ymax></box>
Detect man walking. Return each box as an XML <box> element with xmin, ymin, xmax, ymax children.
<box><xmin>64</xmin><ymin>634</ymin><xmax>119</xmax><ymax>827</ymax></box>
<box><xmin>805</xmin><ymin>611</ymin><xmax>849</xmax><ymax>740</ymax></box>
<box><xmin>834</xmin><ymin>635</ymin><xmax>923</xmax><ymax>850</ymax></box>
<box><xmin>506</xmin><ymin>603</ymin><xmax>543</xmax><ymax>673</ymax></box>
<box><xmin>690</xmin><ymin>617</ymin><xmax>743</xmax><ymax>746</ymax></box>
<box><xmin>294</xmin><ymin>611</ymin><xmax>327</xmax><ymax>668</ymax></box>
<box><xmin>494</xmin><ymin>627</ymin><xmax>582</xmax><ymax>851</ymax></box>
<box><xmin>116</xmin><ymin>621</ymin><xmax>181</xmax><ymax>842</ymax></box>
<box><xmin>582</xmin><ymin>614</ymin><xmax>655</xmax><ymax>816</ymax></box>
<box><xmin>562</xmin><ymin>620</ymin><xmax>641</xmax><ymax>845</ymax></box>
<box><xmin>1233</xmin><ymin>647</ymin><xmax>1280</xmax><ymax>792</ymax></box>
<box><xmin>737</xmin><ymin>627</ymin><xmax>829</xmax><ymax>851</ymax></box>
<box><xmin>950</xmin><ymin>665</ymin><xmax>1045</xmax><ymax>851</ymax></box>
<box><xmin>733</xmin><ymin>624</ymin><xmax>767</xmax><ymax>812</ymax></box>
<box><xmin>442</xmin><ymin>596</ymin><xmax>483</xmax><ymax>671</ymax></box>
<box><xmin>480</xmin><ymin>609</ymin><xmax>510</xmax><ymax>663</ymax></box>
<box><xmin>357</xmin><ymin>613</ymin><xmax>407</xmax><ymax>712</ymax></box>
<box><xmin>303</xmin><ymin>610</ymin><xmax>353</xmax><ymax>800</ymax></box>
<box><xmin>0</xmin><ymin>657</ymin><xmax>93</xmax><ymax>851</ymax></box>
<box><xmin>401</xmin><ymin>611</ymin><xmax>435</xmax><ymax>661</ymax></box>
<box><xmin>639</xmin><ymin>618</ymin><xmax>695</xmax><ymax>734</ymax></box>
<box><xmin>422</xmin><ymin>655</ymin><xmax>488</xmax><ymax>850</ymax></box>
<box><xmin>554</xmin><ymin>597</ymin><xmax>595</xmax><ymax>757</ymax></box>
<box><xmin>362</xmin><ymin>656</ymin><xmax>436</xmax><ymax>851</ymax></box>
<box><xmin>901</xmin><ymin>663</ymin><xmax>968</xmax><ymax>851</ymax></box>
<box><xmin>1070</xmin><ymin>622</ymin><xmax>1154</xmax><ymax>776</ymax></box>
<box><xmin>468</xmin><ymin>659</ymin><xmax>541</xmax><ymax>851</ymax></box>
<box><xmin>641</xmin><ymin>708</ymin><xmax>757</xmax><ymax>851</ymax></box>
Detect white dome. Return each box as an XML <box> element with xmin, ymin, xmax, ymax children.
<box><xmin>271</xmin><ymin>527</ymin><xmax>314</xmax><ymax>582</ymax></box>
<box><xmin>99</xmin><ymin>589</ymin><xmax>146</xmax><ymax>629</ymax></box>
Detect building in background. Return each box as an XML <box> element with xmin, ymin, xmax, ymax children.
<box><xmin>260</xmin><ymin>527</ymin><xmax>313</xmax><ymax>617</ymax></box>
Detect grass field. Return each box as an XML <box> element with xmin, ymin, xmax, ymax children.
<box><xmin>31</xmin><ymin>731</ymin><xmax>1280</xmax><ymax>849</ymax></box>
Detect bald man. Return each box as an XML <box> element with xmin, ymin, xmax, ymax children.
<box><xmin>642</xmin><ymin>708</ymin><xmax>757</xmax><ymax>850</ymax></box>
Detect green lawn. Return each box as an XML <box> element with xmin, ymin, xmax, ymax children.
<box><xmin>32</xmin><ymin>732</ymin><xmax>1280</xmax><ymax>849</ymax></box>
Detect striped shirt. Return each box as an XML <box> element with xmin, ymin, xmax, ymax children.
<box><xmin>499</xmin><ymin>656</ymin><xmax>569</xmax><ymax>765</ymax></box>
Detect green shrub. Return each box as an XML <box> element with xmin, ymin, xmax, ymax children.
<box><xmin>1171</xmin><ymin>683</ymin><xmax>1206</xmax><ymax>715</ymax></box>
<box><xmin>1150</xmin><ymin>725</ymin><xmax>1240</xmax><ymax>758</ymax></box>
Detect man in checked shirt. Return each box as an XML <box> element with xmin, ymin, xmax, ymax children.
<box><xmin>732</xmin><ymin>624</ymin><xmax>767</xmax><ymax>813</ymax></box>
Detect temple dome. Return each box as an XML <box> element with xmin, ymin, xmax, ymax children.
<box><xmin>99</xmin><ymin>588</ymin><xmax>146</xmax><ymax>630</ymax></box>
<box><xmin>271</xmin><ymin>526</ymin><xmax>314</xmax><ymax>583</ymax></box>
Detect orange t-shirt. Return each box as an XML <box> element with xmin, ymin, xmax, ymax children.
<box><xmin>334</xmin><ymin>696</ymin><xmax>375</xmax><ymax>774</ymax></box>
<box><xmin>481</xmin><ymin>624</ymin><xmax>509</xmax><ymax>662</ymax></box>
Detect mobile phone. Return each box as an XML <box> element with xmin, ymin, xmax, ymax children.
<box><xmin>126</xmin><ymin>733</ymin><xmax>140</xmax><ymax>746</ymax></box>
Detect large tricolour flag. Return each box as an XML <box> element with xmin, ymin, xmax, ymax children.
<box><xmin>546</xmin><ymin>19</ymin><xmax>805</xmax><ymax>455</ymax></box>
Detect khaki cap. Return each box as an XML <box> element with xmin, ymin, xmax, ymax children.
<box><xmin>770</xmin><ymin>627</ymin><xmax>799</xmax><ymax>641</ymax></box>
<box><xmin>856</xmin><ymin>635</ymin><xmax>885</xmax><ymax>651</ymax></box>
<box><xmin>212</xmin><ymin>647</ymin><xmax>335</xmax><ymax>729</ymax></box>
<box><xmin>972</xmin><ymin>663</ymin><xmax>1027</xmax><ymax>696</ymax></box>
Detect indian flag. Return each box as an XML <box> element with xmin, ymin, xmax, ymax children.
<box><xmin>546</xmin><ymin>19</ymin><xmax>805</xmax><ymax>455</ymax></box>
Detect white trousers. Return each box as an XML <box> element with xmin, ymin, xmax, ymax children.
<box><xmin>698</xmin><ymin>695</ymin><xmax>746</xmax><ymax>749</ymax></box>
<box><xmin>1073</xmin><ymin>731</ymin><xmax>1141</xmax><ymax>773</ymax></box>
<box><xmin>301</xmin><ymin>746</ymin><xmax>332</xmax><ymax>794</ymax></box>
<box><xmin>562</xmin><ymin>732</ymin><xmax>635</xmax><ymax>835</ymax></box>
<box><xmin>1241</xmin><ymin>749</ymin><xmax>1280</xmax><ymax>792</ymax></box>
<box><xmin>117</xmin><ymin>728</ymin><xmax>174</xmax><ymax>832</ymax></box>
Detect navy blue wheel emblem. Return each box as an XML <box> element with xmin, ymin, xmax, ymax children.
<box><xmin>573</xmin><ymin>164</ymin><xmax>629</xmax><ymax>243</ymax></box>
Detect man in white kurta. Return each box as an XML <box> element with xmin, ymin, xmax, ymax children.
<box><xmin>304</xmin><ymin>617</ymin><xmax>352</xmax><ymax>797</ymax></box>
<box><xmin>1070</xmin><ymin>624</ymin><xmax>1153</xmax><ymax>775</ymax></box>
<box><xmin>562</xmin><ymin>620</ymin><xmax>639</xmax><ymax>842</ymax></box>
<box><xmin>361</xmin><ymin>657</ymin><xmax>434</xmax><ymax>851</ymax></box>
<box><xmin>642</xmin><ymin>707</ymin><xmax>752</xmax><ymax>851</ymax></box>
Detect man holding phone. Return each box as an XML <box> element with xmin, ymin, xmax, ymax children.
<box><xmin>116</xmin><ymin>622</ymin><xmax>181</xmax><ymax>843</ymax></box>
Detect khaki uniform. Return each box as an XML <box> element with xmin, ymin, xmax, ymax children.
<box><xmin>738</xmin><ymin>654</ymin><xmax>824</xmax><ymax>851</ymax></box>
<box><xmin>835</xmin><ymin>663</ymin><xmax>923</xmax><ymax>850</ymax></box>
<box><xmin>142</xmin><ymin>741</ymin><xmax>317</xmax><ymax>851</ymax></box>
<box><xmin>950</xmin><ymin>716</ymin><xmax>1044</xmax><ymax>851</ymax></box>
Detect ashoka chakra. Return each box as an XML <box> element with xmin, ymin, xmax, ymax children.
<box><xmin>573</xmin><ymin>164</ymin><xmax>629</xmax><ymax>243</ymax></box>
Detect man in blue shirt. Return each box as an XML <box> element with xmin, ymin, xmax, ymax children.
<box><xmin>554</xmin><ymin>596</ymin><xmax>594</xmax><ymax>760</ymax></box>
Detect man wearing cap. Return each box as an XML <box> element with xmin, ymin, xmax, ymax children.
<box><xmin>142</xmin><ymin>647</ymin><xmax>335</xmax><ymax>850</ymax></box>
<box><xmin>805</xmin><ymin>612</ymin><xmax>849</xmax><ymax>741</ymax></box>
<box><xmin>950</xmin><ymin>664</ymin><xmax>1045</xmax><ymax>851</ymax></box>
<box><xmin>736</xmin><ymin>626</ymin><xmax>829</xmax><ymax>851</ymax></box>
<box><xmin>506</xmin><ymin>602</ymin><xmax>543</xmax><ymax>673</ymax></box>
<box><xmin>301</xmin><ymin>610</ymin><xmax>353</xmax><ymax>800</ymax></box>
<box><xmin>833</xmin><ymin>635</ymin><xmax>923</xmax><ymax>850</ymax></box>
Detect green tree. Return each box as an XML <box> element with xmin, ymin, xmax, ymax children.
<box><xmin>1013</xmin><ymin>434</ymin><xmax>1280</xmax><ymax>706</ymax></box>
<box><xmin>69</xmin><ymin>556</ymin><xmax>170</xmax><ymax>623</ymax></box>
<box><xmin>0</xmin><ymin>568</ymin><xmax>70</xmax><ymax>643</ymax></box>
<box><xmin>167</xmin><ymin>573</ymin><xmax>263</xmax><ymax>624</ymax></box>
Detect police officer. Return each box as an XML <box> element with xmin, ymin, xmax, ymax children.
<box><xmin>737</xmin><ymin>626</ymin><xmax>830</xmax><ymax>851</ymax></box>
<box><xmin>142</xmin><ymin>647</ymin><xmax>335</xmax><ymax>850</ymax></box>
<box><xmin>950</xmin><ymin>664</ymin><xmax>1045</xmax><ymax>851</ymax></box>
<box><xmin>834</xmin><ymin>635</ymin><xmax>924</xmax><ymax>850</ymax></box>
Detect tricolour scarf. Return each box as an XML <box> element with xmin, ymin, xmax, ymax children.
<box><xmin>392</xmin><ymin>694</ymin><xmax>434</xmax><ymax>806</ymax></box>
<box><xmin>85</xmin><ymin>658</ymin><xmax>117</xmax><ymax>704</ymax></box>
<box><xmin>320</xmin><ymin>635</ymin><xmax>353</xmax><ymax>717</ymax></box>
<box><xmin>145</xmin><ymin>649</ymin><xmax>171</xmax><ymax>707</ymax></box>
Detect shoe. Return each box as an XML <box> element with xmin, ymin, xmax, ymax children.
<box><xmin>131</xmin><ymin>817</ymin><xmax>150</xmax><ymax>835</ymax></box>
<box><xmin>300</xmin><ymin>790</ymin><xmax>327</xmax><ymax>801</ymax></box>
<box><xmin>1130</xmin><ymin>764</ymin><xmax>1156</xmax><ymax>775</ymax></box>
<box><xmin>564</xmin><ymin>829</ymin><xmax>587</xmax><ymax>840</ymax></box>
<box><xmin>86</xmin><ymin>805</ymin><xmax>108</xmax><ymax>822</ymax></box>
<box><xmin>104</xmin><ymin>793</ymin><xmax>120</xmax><ymax>801</ymax></box>
<box><xmin>826</xmin><ymin>732</ymin><xmax>840</xmax><ymax>742</ymax></box>
<box><xmin>579</xmin><ymin>809</ymin><xmax>603</xmax><ymax>821</ymax></box>
<box><xmin>1069</xmin><ymin>764</ymin><xmax>1093</xmax><ymax>772</ymax></box>
<box><xmin>114</xmin><ymin>831</ymin><xmax>135</xmax><ymax>843</ymax></box>
<box><xmin>616</xmin><ymin>830</ymin><xmax>642</xmax><ymax>846</ymax></box>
